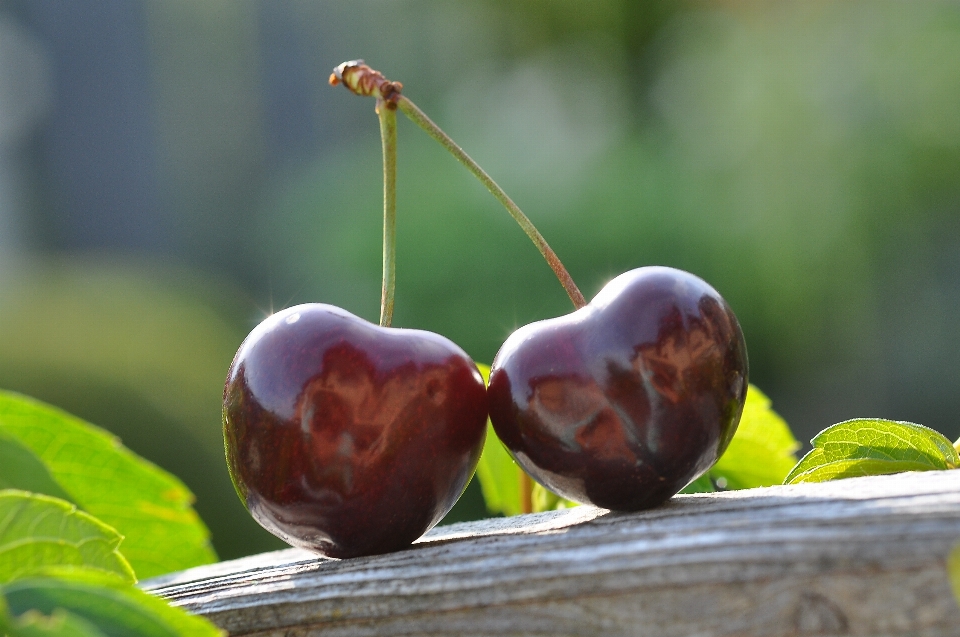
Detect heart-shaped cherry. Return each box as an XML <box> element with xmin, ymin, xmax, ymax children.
<box><xmin>488</xmin><ymin>266</ymin><xmax>748</xmax><ymax>511</ymax></box>
<box><xmin>223</xmin><ymin>303</ymin><xmax>488</xmax><ymax>558</ymax></box>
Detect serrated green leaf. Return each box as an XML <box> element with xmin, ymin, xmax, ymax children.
<box><xmin>785</xmin><ymin>447</ymin><xmax>826</xmax><ymax>478</ymax></box>
<box><xmin>0</xmin><ymin>433</ymin><xmax>74</xmax><ymax>503</ymax></box>
<box><xmin>786</xmin><ymin>457</ymin><xmax>949</xmax><ymax>484</ymax></box>
<box><xmin>0</xmin><ymin>391</ymin><xmax>216</xmax><ymax>578</ymax></box>
<box><xmin>0</xmin><ymin>491</ymin><xmax>134</xmax><ymax>585</ymax></box>
<box><xmin>709</xmin><ymin>385</ymin><xmax>800</xmax><ymax>489</ymax></box>
<box><xmin>784</xmin><ymin>419</ymin><xmax>959</xmax><ymax>484</ymax></box>
<box><xmin>814</xmin><ymin>419</ymin><xmax>959</xmax><ymax>466</ymax></box>
<box><xmin>948</xmin><ymin>542</ymin><xmax>960</xmax><ymax>608</ymax></box>
<box><xmin>1</xmin><ymin>568</ymin><xmax>223</xmax><ymax>637</ymax></box>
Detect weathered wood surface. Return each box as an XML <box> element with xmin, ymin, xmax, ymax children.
<box><xmin>143</xmin><ymin>471</ymin><xmax>960</xmax><ymax>636</ymax></box>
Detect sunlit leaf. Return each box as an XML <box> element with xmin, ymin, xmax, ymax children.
<box><xmin>530</xmin><ymin>482</ymin><xmax>577</xmax><ymax>512</ymax></box>
<box><xmin>0</xmin><ymin>391</ymin><xmax>216</xmax><ymax>578</ymax></box>
<box><xmin>0</xmin><ymin>491</ymin><xmax>134</xmax><ymax>585</ymax></box>
<box><xmin>709</xmin><ymin>385</ymin><xmax>801</xmax><ymax>489</ymax></box>
<box><xmin>1</xmin><ymin>568</ymin><xmax>222</xmax><ymax>637</ymax></box>
<box><xmin>784</xmin><ymin>419</ymin><xmax>959</xmax><ymax>484</ymax></box>
<box><xmin>0</xmin><ymin>433</ymin><xmax>73</xmax><ymax>503</ymax></box>
<box><xmin>475</xmin><ymin>421</ymin><xmax>525</xmax><ymax>516</ymax></box>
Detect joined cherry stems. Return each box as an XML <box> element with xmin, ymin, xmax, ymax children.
<box><xmin>330</xmin><ymin>60</ymin><xmax>586</xmax><ymax>322</ymax></box>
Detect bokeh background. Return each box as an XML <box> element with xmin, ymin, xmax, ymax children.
<box><xmin>1</xmin><ymin>0</ymin><xmax>959</xmax><ymax>561</ymax></box>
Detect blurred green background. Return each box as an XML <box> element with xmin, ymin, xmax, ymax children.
<box><xmin>1</xmin><ymin>0</ymin><xmax>959</xmax><ymax>561</ymax></box>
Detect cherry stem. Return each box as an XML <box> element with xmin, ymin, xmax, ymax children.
<box><xmin>396</xmin><ymin>96</ymin><xmax>586</xmax><ymax>310</ymax></box>
<box><xmin>377</xmin><ymin>99</ymin><xmax>398</xmax><ymax>327</ymax></box>
<box><xmin>520</xmin><ymin>471</ymin><xmax>534</xmax><ymax>514</ymax></box>
<box><xmin>329</xmin><ymin>60</ymin><xmax>586</xmax><ymax>311</ymax></box>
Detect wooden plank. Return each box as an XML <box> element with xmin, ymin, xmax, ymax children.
<box><xmin>143</xmin><ymin>471</ymin><xmax>960</xmax><ymax>636</ymax></box>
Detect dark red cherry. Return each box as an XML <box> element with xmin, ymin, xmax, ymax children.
<box><xmin>488</xmin><ymin>266</ymin><xmax>748</xmax><ymax>511</ymax></box>
<box><xmin>223</xmin><ymin>304</ymin><xmax>488</xmax><ymax>558</ymax></box>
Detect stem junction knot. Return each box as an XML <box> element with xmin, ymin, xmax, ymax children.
<box><xmin>330</xmin><ymin>60</ymin><xmax>403</xmax><ymax>109</ymax></box>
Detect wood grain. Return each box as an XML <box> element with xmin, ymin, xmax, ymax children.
<box><xmin>143</xmin><ymin>471</ymin><xmax>960</xmax><ymax>636</ymax></box>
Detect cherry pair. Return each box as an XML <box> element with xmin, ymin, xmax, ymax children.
<box><xmin>221</xmin><ymin>62</ymin><xmax>748</xmax><ymax>559</ymax></box>
<box><xmin>223</xmin><ymin>266</ymin><xmax>746</xmax><ymax>558</ymax></box>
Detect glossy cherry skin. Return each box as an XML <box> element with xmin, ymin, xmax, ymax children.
<box><xmin>223</xmin><ymin>304</ymin><xmax>487</xmax><ymax>558</ymax></box>
<box><xmin>488</xmin><ymin>266</ymin><xmax>747</xmax><ymax>511</ymax></box>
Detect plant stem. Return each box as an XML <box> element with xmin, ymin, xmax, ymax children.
<box><xmin>520</xmin><ymin>471</ymin><xmax>534</xmax><ymax>514</ymax></box>
<box><xmin>378</xmin><ymin>99</ymin><xmax>398</xmax><ymax>327</ymax></box>
<box><xmin>396</xmin><ymin>96</ymin><xmax>587</xmax><ymax>310</ymax></box>
<box><xmin>330</xmin><ymin>60</ymin><xmax>585</xmax><ymax>311</ymax></box>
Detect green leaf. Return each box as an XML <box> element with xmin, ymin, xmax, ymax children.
<box><xmin>948</xmin><ymin>542</ymin><xmax>960</xmax><ymax>608</ymax></box>
<box><xmin>0</xmin><ymin>491</ymin><xmax>134</xmax><ymax>585</ymax></box>
<box><xmin>0</xmin><ymin>391</ymin><xmax>216</xmax><ymax>579</ymax></box>
<box><xmin>530</xmin><ymin>482</ymin><xmax>577</xmax><ymax>512</ymax></box>
<box><xmin>784</xmin><ymin>419</ymin><xmax>960</xmax><ymax>484</ymax></box>
<box><xmin>475</xmin><ymin>421</ymin><xmax>525</xmax><ymax>516</ymax></box>
<box><xmin>709</xmin><ymin>385</ymin><xmax>801</xmax><ymax>489</ymax></box>
<box><xmin>1</xmin><ymin>568</ymin><xmax>222</xmax><ymax>637</ymax></box>
<box><xmin>0</xmin><ymin>432</ymin><xmax>74</xmax><ymax>503</ymax></box>
<box><xmin>0</xmin><ymin>594</ymin><xmax>108</xmax><ymax>637</ymax></box>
